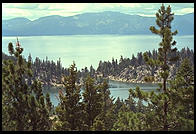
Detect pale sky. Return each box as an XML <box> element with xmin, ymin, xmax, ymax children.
<box><xmin>2</xmin><ymin>3</ymin><xmax>194</xmax><ymax>21</ymax></box>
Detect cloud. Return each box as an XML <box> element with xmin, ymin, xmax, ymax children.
<box><xmin>47</xmin><ymin>3</ymin><xmax>89</xmax><ymax>12</ymax></box>
<box><xmin>2</xmin><ymin>3</ymin><xmax>194</xmax><ymax>20</ymax></box>
<box><xmin>175</xmin><ymin>8</ymin><xmax>194</xmax><ymax>15</ymax></box>
<box><xmin>3</xmin><ymin>3</ymin><xmax>39</xmax><ymax>9</ymax></box>
<box><xmin>37</xmin><ymin>4</ymin><xmax>50</xmax><ymax>10</ymax></box>
<box><xmin>137</xmin><ymin>14</ymin><xmax>155</xmax><ymax>17</ymax></box>
<box><xmin>86</xmin><ymin>3</ymin><xmax>142</xmax><ymax>12</ymax></box>
<box><xmin>2</xmin><ymin>3</ymin><xmax>89</xmax><ymax>20</ymax></box>
<box><xmin>2</xmin><ymin>7</ymin><xmax>33</xmax><ymax>20</ymax></box>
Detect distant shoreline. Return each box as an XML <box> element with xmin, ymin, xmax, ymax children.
<box><xmin>108</xmin><ymin>79</ymin><xmax>162</xmax><ymax>85</ymax></box>
<box><xmin>44</xmin><ymin>78</ymin><xmax>161</xmax><ymax>90</ymax></box>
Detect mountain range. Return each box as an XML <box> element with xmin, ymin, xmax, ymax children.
<box><xmin>2</xmin><ymin>11</ymin><xmax>194</xmax><ymax>36</ymax></box>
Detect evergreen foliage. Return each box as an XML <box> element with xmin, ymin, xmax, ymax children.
<box><xmin>167</xmin><ymin>58</ymin><xmax>194</xmax><ymax>130</ymax></box>
<box><xmin>82</xmin><ymin>75</ymin><xmax>103</xmax><ymax>130</ymax></box>
<box><xmin>2</xmin><ymin>42</ymin><xmax>52</xmax><ymax>131</ymax></box>
<box><xmin>2</xmin><ymin>4</ymin><xmax>194</xmax><ymax>131</ymax></box>
<box><xmin>2</xmin><ymin>46</ymin><xmax>193</xmax><ymax>87</ymax></box>
<box><xmin>144</xmin><ymin>4</ymin><xmax>179</xmax><ymax>130</ymax></box>
<box><xmin>54</xmin><ymin>63</ymin><xmax>84</xmax><ymax>130</ymax></box>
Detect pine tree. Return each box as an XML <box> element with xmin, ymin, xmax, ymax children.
<box><xmin>143</xmin><ymin>52</ymin><xmax>159</xmax><ymax>82</ymax></box>
<box><xmin>167</xmin><ymin>58</ymin><xmax>194</xmax><ymax>130</ymax></box>
<box><xmin>55</xmin><ymin>62</ymin><xmax>83</xmax><ymax>130</ymax></box>
<box><xmin>137</xmin><ymin>52</ymin><xmax>144</xmax><ymax>66</ymax></box>
<box><xmin>56</xmin><ymin>58</ymin><xmax>62</xmax><ymax>82</ymax></box>
<box><xmin>112</xmin><ymin>103</ymin><xmax>146</xmax><ymax>131</ymax></box>
<box><xmin>91</xmin><ymin>116</ymin><xmax>106</xmax><ymax>131</ymax></box>
<box><xmin>46</xmin><ymin>93</ymin><xmax>53</xmax><ymax>115</ymax></box>
<box><xmin>2</xmin><ymin>41</ymin><xmax>52</xmax><ymax>131</ymax></box>
<box><xmin>131</xmin><ymin>54</ymin><xmax>138</xmax><ymax>67</ymax></box>
<box><xmin>99</xmin><ymin>80</ymin><xmax>111</xmax><ymax>113</ymax></box>
<box><xmin>29</xmin><ymin>80</ymin><xmax>52</xmax><ymax>130</ymax></box>
<box><xmin>82</xmin><ymin>75</ymin><xmax>103</xmax><ymax>130</ymax></box>
<box><xmin>125</xmin><ymin>95</ymin><xmax>137</xmax><ymax>113</ymax></box>
<box><xmin>98</xmin><ymin>80</ymin><xmax>116</xmax><ymax>130</ymax></box>
<box><xmin>90</xmin><ymin>65</ymin><xmax>95</xmax><ymax>78</ymax></box>
<box><xmin>143</xmin><ymin>4</ymin><xmax>178</xmax><ymax>130</ymax></box>
<box><xmin>114</xmin><ymin>97</ymin><xmax>124</xmax><ymax>114</ymax></box>
<box><xmin>127</xmin><ymin>58</ymin><xmax>194</xmax><ymax>131</ymax></box>
<box><xmin>27</xmin><ymin>53</ymin><xmax>33</xmax><ymax>86</ymax></box>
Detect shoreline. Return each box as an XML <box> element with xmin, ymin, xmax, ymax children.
<box><xmin>43</xmin><ymin>77</ymin><xmax>162</xmax><ymax>89</ymax></box>
<box><xmin>108</xmin><ymin>78</ymin><xmax>162</xmax><ymax>85</ymax></box>
<box><xmin>106</xmin><ymin>75</ymin><xmax>163</xmax><ymax>84</ymax></box>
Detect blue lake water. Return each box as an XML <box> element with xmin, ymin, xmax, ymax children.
<box><xmin>2</xmin><ymin>35</ymin><xmax>194</xmax><ymax>70</ymax></box>
<box><xmin>2</xmin><ymin>35</ymin><xmax>194</xmax><ymax>106</ymax></box>
<box><xmin>44</xmin><ymin>80</ymin><xmax>159</xmax><ymax>107</ymax></box>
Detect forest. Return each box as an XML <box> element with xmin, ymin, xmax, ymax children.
<box><xmin>2</xmin><ymin>4</ymin><xmax>194</xmax><ymax>131</ymax></box>
<box><xmin>2</xmin><ymin>46</ymin><xmax>194</xmax><ymax>88</ymax></box>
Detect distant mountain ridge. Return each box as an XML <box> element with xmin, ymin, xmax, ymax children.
<box><xmin>2</xmin><ymin>11</ymin><xmax>194</xmax><ymax>36</ymax></box>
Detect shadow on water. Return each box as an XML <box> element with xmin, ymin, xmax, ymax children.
<box><xmin>43</xmin><ymin>80</ymin><xmax>162</xmax><ymax>107</ymax></box>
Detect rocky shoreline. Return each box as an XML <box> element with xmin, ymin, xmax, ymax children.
<box><xmin>96</xmin><ymin>64</ymin><xmax>176</xmax><ymax>84</ymax></box>
<box><xmin>40</xmin><ymin>64</ymin><xmax>176</xmax><ymax>89</ymax></box>
<box><xmin>107</xmin><ymin>75</ymin><xmax>160</xmax><ymax>84</ymax></box>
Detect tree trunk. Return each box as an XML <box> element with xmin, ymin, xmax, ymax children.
<box><xmin>163</xmin><ymin>51</ymin><xmax>168</xmax><ymax>131</ymax></box>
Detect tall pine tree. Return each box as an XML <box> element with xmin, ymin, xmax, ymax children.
<box><xmin>167</xmin><ymin>58</ymin><xmax>194</xmax><ymax>130</ymax></box>
<box><xmin>55</xmin><ymin>63</ymin><xmax>84</xmax><ymax>130</ymax></box>
<box><xmin>2</xmin><ymin>41</ymin><xmax>52</xmax><ymax>131</ymax></box>
<box><xmin>143</xmin><ymin>4</ymin><xmax>178</xmax><ymax>130</ymax></box>
<box><xmin>82</xmin><ymin>75</ymin><xmax>103</xmax><ymax>130</ymax></box>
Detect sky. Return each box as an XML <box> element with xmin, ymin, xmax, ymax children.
<box><xmin>2</xmin><ymin>3</ymin><xmax>194</xmax><ymax>21</ymax></box>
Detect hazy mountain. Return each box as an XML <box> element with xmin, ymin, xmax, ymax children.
<box><xmin>2</xmin><ymin>11</ymin><xmax>194</xmax><ymax>36</ymax></box>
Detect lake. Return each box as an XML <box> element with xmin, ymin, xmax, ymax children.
<box><xmin>43</xmin><ymin>80</ymin><xmax>160</xmax><ymax>107</ymax></box>
<box><xmin>2</xmin><ymin>35</ymin><xmax>194</xmax><ymax>106</ymax></box>
<box><xmin>2</xmin><ymin>35</ymin><xmax>194</xmax><ymax>70</ymax></box>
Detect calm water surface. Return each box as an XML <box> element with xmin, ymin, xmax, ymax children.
<box><xmin>2</xmin><ymin>35</ymin><xmax>194</xmax><ymax>106</ymax></box>
<box><xmin>44</xmin><ymin>80</ymin><xmax>159</xmax><ymax>107</ymax></box>
<box><xmin>2</xmin><ymin>35</ymin><xmax>194</xmax><ymax>69</ymax></box>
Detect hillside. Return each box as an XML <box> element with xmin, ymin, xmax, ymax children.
<box><xmin>2</xmin><ymin>11</ymin><xmax>194</xmax><ymax>36</ymax></box>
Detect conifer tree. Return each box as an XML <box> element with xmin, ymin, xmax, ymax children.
<box><xmin>167</xmin><ymin>58</ymin><xmax>194</xmax><ymax>130</ymax></box>
<box><xmin>82</xmin><ymin>75</ymin><xmax>103</xmax><ymax>130</ymax></box>
<box><xmin>99</xmin><ymin>80</ymin><xmax>111</xmax><ymax>113</ymax></box>
<box><xmin>91</xmin><ymin>116</ymin><xmax>106</xmax><ymax>131</ymax></box>
<box><xmin>2</xmin><ymin>41</ymin><xmax>52</xmax><ymax>131</ymax></box>
<box><xmin>143</xmin><ymin>52</ymin><xmax>158</xmax><ymax>82</ymax></box>
<box><xmin>55</xmin><ymin>63</ymin><xmax>84</xmax><ymax>130</ymax></box>
<box><xmin>127</xmin><ymin>86</ymin><xmax>153</xmax><ymax>130</ymax></box>
<box><xmin>56</xmin><ymin>58</ymin><xmax>62</xmax><ymax>82</ymax></box>
<box><xmin>46</xmin><ymin>93</ymin><xmax>53</xmax><ymax>115</ymax></box>
<box><xmin>125</xmin><ymin>96</ymin><xmax>136</xmax><ymax>112</ymax></box>
<box><xmin>27</xmin><ymin>53</ymin><xmax>33</xmax><ymax>86</ymax></box>
<box><xmin>114</xmin><ymin>97</ymin><xmax>124</xmax><ymax>114</ymax></box>
<box><xmin>143</xmin><ymin>4</ymin><xmax>178</xmax><ymax>130</ymax></box>
<box><xmin>98</xmin><ymin>80</ymin><xmax>116</xmax><ymax>130</ymax></box>
<box><xmin>112</xmin><ymin>103</ymin><xmax>146</xmax><ymax>131</ymax></box>
<box><xmin>128</xmin><ymin>57</ymin><xmax>194</xmax><ymax>131</ymax></box>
